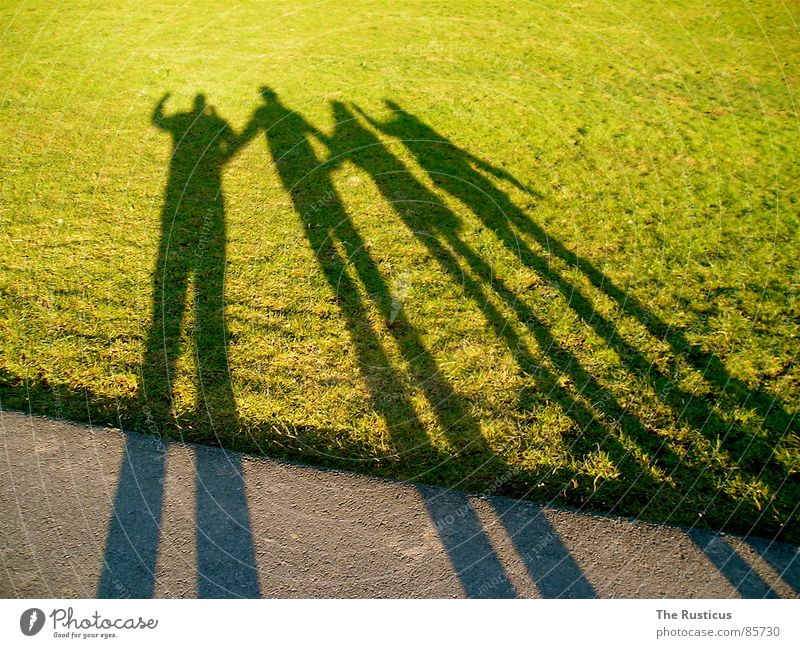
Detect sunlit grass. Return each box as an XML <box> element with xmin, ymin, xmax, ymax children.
<box><xmin>1</xmin><ymin>0</ymin><xmax>798</xmax><ymax>541</ymax></box>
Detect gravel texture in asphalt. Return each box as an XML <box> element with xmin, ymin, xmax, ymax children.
<box><xmin>1</xmin><ymin>410</ymin><xmax>797</xmax><ymax>598</ymax></box>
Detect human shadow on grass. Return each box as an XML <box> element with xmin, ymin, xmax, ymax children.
<box><xmin>97</xmin><ymin>431</ymin><xmax>260</xmax><ymax>598</ymax></box>
<box><xmin>322</xmin><ymin>101</ymin><xmax>724</xmax><ymax>538</ymax></box>
<box><xmin>354</xmin><ymin>100</ymin><xmax>797</xmax><ymax>541</ymax></box>
<box><xmin>239</xmin><ymin>87</ymin><xmax>534</xmax><ymax>597</ymax></box>
<box><xmin>1</xmin><ymin>88</ymin><xmax>796</xmax><ymax>596</ymax></box>
<box><xmin>99</xmin><ymin>92</ymin><xmax>260</xmax><ymax>598</ymax></box>
<box><xmin>361</xmin><ymin>101</ymin><xmax>795</xmax><ymax>441</ymax></box>
<box><xmin>141</xmin><ymin>92</ymin><xmax>241</xmax><ymax>436</ymax></box>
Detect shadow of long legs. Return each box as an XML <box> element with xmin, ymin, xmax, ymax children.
<box><xmin>327</xmin><ymin>104</ymin><xmax>667</xmax><ymax>501</ymax></box>
<box><xmin>689</xmin><ymin>530</ymin><xmax>779</xmax><ymax>598</ymax></box>
<box><xmin>98</xmin><ymin>433</ymin><xmax>167</xmax><ymax>598</ymax></box>
<box><xmin>195</xmin><ymin>446</ymin><xmax>260</xmax><ymax>598</ymax></box>
<box><xmin>140</xmin><ymin>93</ymin><xmax>242</xmax><ymax>433</ymax></box>
<box><xmin>101</xmin><ymin>94</ymin><xmax>259</xmax><ymax>598</ymax></box>
<box><xmin>433</xmin><ymin>173</ymin><xmax>790</xmax><ymax>527</ymax></box>
<box><xmin>365</xmin><ymin>102</ymin><xmax>794</xmax><ymax>445</ymax></box>
<box><xmin>250</xmin><ymin>94</ymin><xmax>430</xmax><ymax>454</ymax></box>
<box><xmin>249</xmin><ymin>90</ymin><xmax>515</xmax><ymax>595</ymax></box>
<box><xmin>97</xmin><ymin>431</ymin><xmax>261</xmax><ymax>598</ymax></box>
<box><xmin>745</xmin><ymin>536</ymin><xmax>800</xmax><ymax>595</ymax></box>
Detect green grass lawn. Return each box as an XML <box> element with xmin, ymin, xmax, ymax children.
<box><xmin>1</xmin><ymin>0</ymin><xmax>798</xmax><ymax>542</ymax></box>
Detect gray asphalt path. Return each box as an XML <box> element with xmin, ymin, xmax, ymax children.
<box><xmin>1</xmin><ymin>410</ymin><xmax>797</xmax><ymax>598</ymax></box>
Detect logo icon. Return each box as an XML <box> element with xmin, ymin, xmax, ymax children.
<box><xmin>20</xmin><ymin>608</ymin><xmax>45</xmax><ymax>636</ymax></box>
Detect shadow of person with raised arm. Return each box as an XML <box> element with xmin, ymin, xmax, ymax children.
<box><xmin>241</xmin><ymin>87</ymin><xmax>531</xmax><ymax>597</ymax></box>
<box><xmin>242</xmin><ymin>88</ymin><xmax>496</xmax><ymax>469</ymax></box>
<box><xmin>100</xmin><ymin>93</ymin><xmax>260</xmax><ymax>599</ymax></box>
<box><xmin>327</xmin><ymin>100</ymin><xmax>681</xmax><ymax>522</ymax></box>
<box><xmin>237</xmin><ymin>87</ymin><xmax>426</xmax><ymax>457</ymax></box>
<box><xmin>359</xmin><ymin>100</ymin><xmax>796</xmax><ymax>538</ymax></box>
<box><xmin>140</xmin><ymin>92</ymin><xmax>241</xmax><ymax>433</ymax></box>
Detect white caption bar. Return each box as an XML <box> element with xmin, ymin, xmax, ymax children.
<box><xmin>1</xmin><ymin>599</ymin><xmax>797</xmax><ymax>647</ymax></box>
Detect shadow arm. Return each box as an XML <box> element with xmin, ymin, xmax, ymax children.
<box><xmin>467</xmin><ymin>151</ymin><xmax>540</xmax><ymax>197</ymax></box>
<box><xmin>221</xmin><ymin>107</ymin><xmax>269</xmax><ymax>162</ymax></box>
<box><xmin>231</xmin><ymin>111</ymin><xmax>262</xmax><ymax>153</ymax></box>
<box><xmin>351</xmin><ymin>104</ymin><xmax>382</xmax><ymax>130</ymax></box>
<box><xmin>151</xmin><ymin>92</ymin><xmax>171</xmax><ymax>128</ymax></box>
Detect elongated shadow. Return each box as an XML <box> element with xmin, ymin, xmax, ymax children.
<box><xmin>492</xmin><ymin>499</ymin><xmax>596</xmax><ymax>598</ymax></box>
<box><xmin>140</xmin><ymin>92</ymin><xmax>243</xmax><ymax>437</ymax></box>
<box><xmin>241</xmin><ymin>87</ymin><xmax>519</xmax><ymax>596</ymax></box>
<box><xmin>365</xmin><ymin>101</ymin><xmax>795</xmax><ymax>443</ymax></box>
<box><xmin>328</xmin><ymin>102</ymin><xmax>668</xmax><ymax>503</ymax></box>
<box><xmin>238</xmin><ymin>89</ymin><xmax>422</xmax><ymax>455</ymax></box>
<box><xmin>418</xmin><ymin>486</ymin><xmax>516</xmax><ymax>598</ymax></box>
<box><xmin>689</xmin><ymin>530</ymin><xmax>779</xmax><ymax>598</ymax></box>
<box><xmin>97</xmin><ymin>428</ymin><xmax>260</xmax><ymax>598</ymax></box>
<box><xmin>4</xmin><ymin>88</ymin><xmax>795</xmax><ymax>596</ymax></box>
<box><xmin>100</xmin><ymin>93</ymin><xmax>259</xmax><ymax>598</ymax></box>
<box><xmin>242</xmin><ymin>88</ymin><xmax>504</xmax><ymax>471</ymax></box>
<box><xmin>357</xmin><ymin>100</ymin><xmax>796</xmax><ymax>537</ymax></box>
<box><xmin>98</xmin><ymin>432</ymin><xmax>167</xmax><ymax>598</ymax></box>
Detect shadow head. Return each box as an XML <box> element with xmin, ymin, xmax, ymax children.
<box><xmin>259</xmin><ymin>86</ymin><xmax>278</xmax><ymax>103</ymax></box>
<box><xmin>193</xmin><ymin>93</ymin><xmax>207</xmax><ymax>114</ymax></box>
<box><xmin>383</xmin><ymin>99</ymin><xmax>405</xmax><ymax>115</ymax></box>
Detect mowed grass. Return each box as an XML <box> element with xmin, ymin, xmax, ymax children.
<box><xmin>1</xmin><ymin>0</ymin><xmax>798</xmax><ymax>541</ymax></box>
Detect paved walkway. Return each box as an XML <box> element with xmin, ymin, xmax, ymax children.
<box><xmin>1</xmin><ymin>410</ymin><xmax>797</xmax><ymax>598</ymax></box>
